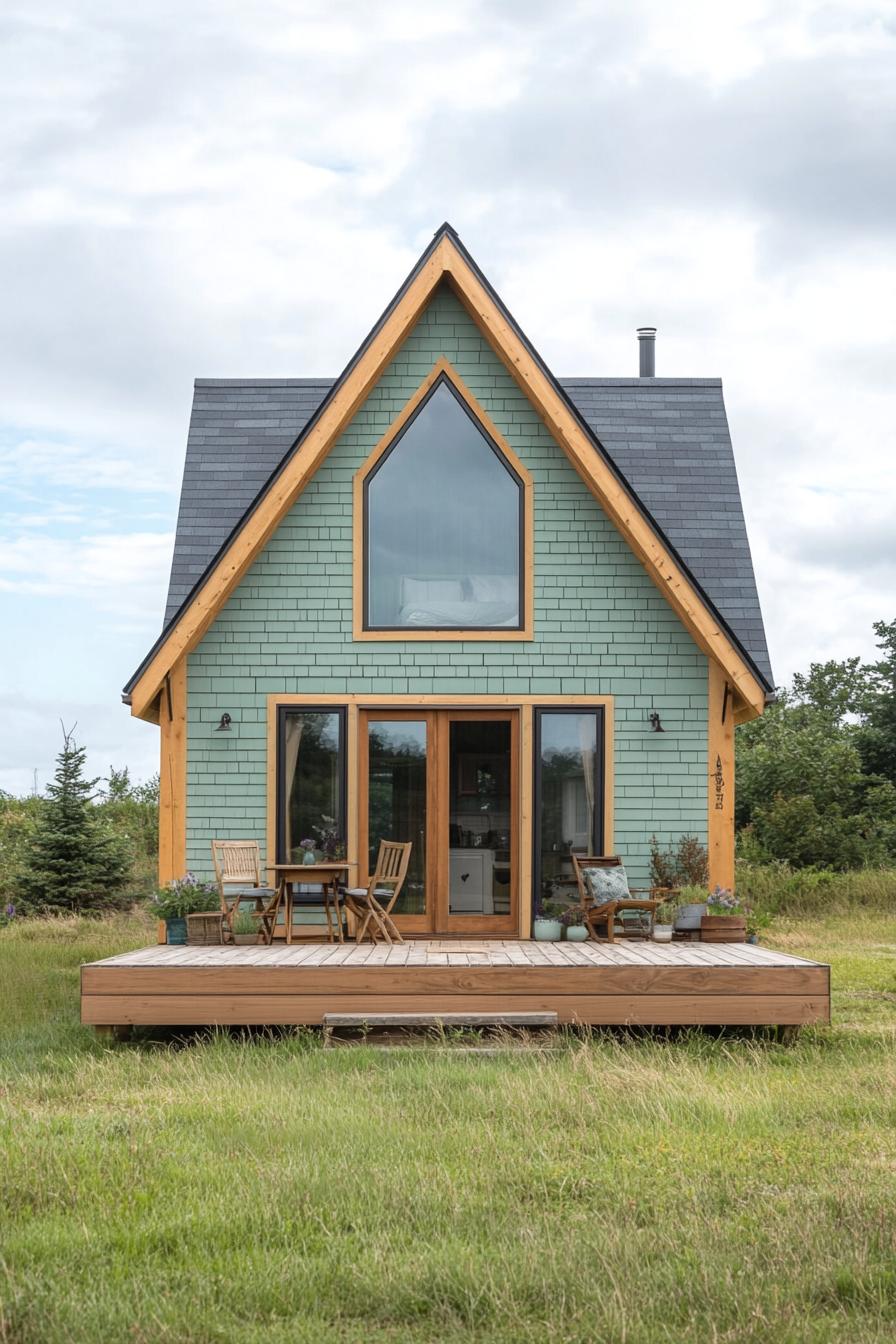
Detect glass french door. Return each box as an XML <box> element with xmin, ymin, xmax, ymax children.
<box><xmin>359</xmin><ymin>709</ymin><xmax>518</xmax><ymax>935</ymax></box>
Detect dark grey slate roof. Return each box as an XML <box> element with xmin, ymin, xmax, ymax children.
<box><xmin>163</xmin><ymin>374</ymin><xmax>772</xmax><ymax>688</ymax></box>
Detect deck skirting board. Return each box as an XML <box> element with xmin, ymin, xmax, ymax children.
<box><xmin>80</xmin><ymin>942</ymin><xmax>830</xmax><ymax>1028</ymax></box>
<box><xmin>81</xmin><ymin>991</ymin><xmax>830</xmax><ymax>1027</ymax></box>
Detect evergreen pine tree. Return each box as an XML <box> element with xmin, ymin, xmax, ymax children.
<box><xmin>19</xmin><ymin>725</ymin><xmax>130</xmax><ymax>913</ymax></box>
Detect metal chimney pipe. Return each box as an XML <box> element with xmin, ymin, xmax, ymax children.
<box><xmin>637</xmin><ymin>327</ymin><xmax>656</xmax><ymax>377</ymax></box>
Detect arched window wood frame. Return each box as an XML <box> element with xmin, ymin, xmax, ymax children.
<box><xmin>352</xmin><ymin>358</ymin><xmax>534</xmax><ymax>640</ymax></box>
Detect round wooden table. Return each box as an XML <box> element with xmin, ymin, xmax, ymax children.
<box><xmin>268</xmin><ymin>862</ymin><xmax>353</xmax><ymax>944</ymax></box>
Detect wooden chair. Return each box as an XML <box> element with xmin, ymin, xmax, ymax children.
<box><xmin>571</xmin><ymin>855</ymin><xmax>672</xmax><ymax>943</ymax></box>
<box><xmin>211</xmin><ymin>840</ymin><xmax>281</xmax><ymax>945</ymax></box>
<box><xmin>342</xmin><ymin>841</ymin><xmax>412</xmax><ymax>944</ymax></box>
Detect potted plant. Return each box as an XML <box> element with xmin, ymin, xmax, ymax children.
<box><xmin>231</xmin><ymin>909</ymin><xmax>259</xmax><ymax>945</ymax></box>
<box><xmin>652</xmin><ymin>900</ymin><xmax>676</xmax><ymax>943</ymax></box>
<box><xmin>151</xmin><ymin>874</ymin><xmax>219</xmax><ymax>945</ymax></box>
<box><xmin>533</xmin><ymin>897</ymin><xmax>563</xmax><ymax>942</ymax></box>
<box><xmin>299</xmin><ymin>837</ymin><xmax>318</xmax><ymax>865</ymax></box>
<box><xmin>559</xmin><ymin>905</ymin><xmax>589</xmax><ymax>942</ymax></box>
<box><xmin>700</xmin><ymin>886</ymin><xmax>748</xmax><ymax>943</ymax></box>
<box><xmin>673</xmin><ymin>884</ymin><xmax>710</xmax><ymax>934</ymax></box>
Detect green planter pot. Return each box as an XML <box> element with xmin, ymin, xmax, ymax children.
<box><xmin>564</xmin><ymin>926</ymin><xmax>589</xmax><ymax>942</ymax></box>
<box><xmin>165</xmin><ymin>917</ymin><xmax>187</xmax><ymax>945</ymax></box>
<box><xmin>533</xmin><ymin>918</ymin><xmax>562</xmax><ymax>942</ymax></box>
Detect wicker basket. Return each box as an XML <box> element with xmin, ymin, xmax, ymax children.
<box><xmin>186</xmin><ymin>912</ymin><xmax>224</xmax><ymax>945</ymax></box>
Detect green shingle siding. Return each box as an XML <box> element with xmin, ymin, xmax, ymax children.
<box><xmin>187</xmin><ymin>285</ymin><xmax>707</xmax><ymax>889</ymax></box>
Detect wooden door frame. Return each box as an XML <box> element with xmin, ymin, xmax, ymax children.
<box><xmin>358</xmin><ymin>707</ymin><xmax>519</xmax><ymax>935</ymax></box>
<box><xmin>358</xmin><ymin>708</ymin><xmax>438</xmax><ymax>935</ymax></box>
<box><xmin>267</xmin><ymin>692</ymin><xmax>615</xmax><ymax>939</ymax></box>
<box><xmin>433</xmin><ymin>708</ymin><xmax>519</xmax><ymax>935</ymax></box>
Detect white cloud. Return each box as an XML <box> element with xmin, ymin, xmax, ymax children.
<box><xmin>0</xmin><ymin>438</ymin><xmax>173</xmax><ymax>493</ymax></box>
<box><xmin>0</xmin><ymin>531</ymin><xmax>173</xmax><ymax>612</ymax></box>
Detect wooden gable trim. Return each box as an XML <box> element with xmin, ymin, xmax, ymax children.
<box><xmin>439</xmin><ymin>248</ymin><xmax>767</xmax><ymax>719</ymax></box>
<box><xmin>351</xmin><ymin>356</ymin><xmax>534</xmax><ymax>641</ymax></box>
<box><xmin>128</xmin><ymin>231</ymin><xmax>766</xmax><ymax>723</ymax></box>
<box><xmin>127</xmin><ymin>237</ymin><xmax>454</xmax><ymax>720</ymax></box>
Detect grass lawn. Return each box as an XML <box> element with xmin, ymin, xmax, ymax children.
<box><xmin>1</xmin><ymin>912</ymin><xmax>895</xmax><ymax>1344</ymax></box>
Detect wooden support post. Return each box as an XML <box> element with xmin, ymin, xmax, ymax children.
<box><xmin>708</xmin><ymin>661</ymin><xmax>735</xmax><ymax>891</ymax></box>
<box><xmin>159</xmin><ymin>659</ymin><xmax>187</xmax><ymax>886</ymax></box>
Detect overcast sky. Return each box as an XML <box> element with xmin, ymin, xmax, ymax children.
<box><xmin>1</xmin><ymin>0</ymin><xmax>894</xmax><ymax>794</ymax></box>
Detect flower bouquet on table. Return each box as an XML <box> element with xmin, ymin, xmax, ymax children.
<box><xmin>313</xmin><ymin>815</ymin><xmax>346</xmax><ymax>861</ymax></box>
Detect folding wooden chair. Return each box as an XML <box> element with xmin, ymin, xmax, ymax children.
<box><xmin>342</xmin><ymin>841</ymin><xmax>412</xmax><ymax>944</ymax></box>
<box><xmin>571</xmin><ymin>855</ymin><xmax>671</xmax><ymax>943</ymax></box>
<box><xmin>211</xmin><ymin>839</ymin><xmax>281</xmax><ymax>945</ymax></box>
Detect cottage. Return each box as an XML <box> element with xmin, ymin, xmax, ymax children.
<box><xmin>81</xmin><ymin>227</ymin><xmax>828</xmax><ymax>1030</ymax></box>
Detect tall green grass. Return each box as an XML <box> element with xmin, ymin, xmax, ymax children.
<box><xmin>738</xmin><ymin>863</ymin><xmax>896</xmax><ymax>916</ymax></box>
<box><xmin>1</xmin><ymin>911</ymin><xmax>896</xmax><ymax>1342</ymax></box>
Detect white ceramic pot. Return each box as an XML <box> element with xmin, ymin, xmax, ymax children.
<box><xmin>565</xmin><ymin>925</ymin><xmax>589</xmax><ymax>942</ymax></box>
<box><xmin>533</xmin><ymin>918</ymin><xmax>563</xmax><ymax>942</ymax></box>
<box><xmin>652</xmin><ymin>925</ymin><xmax>674</xmax><ymax>943</ymax></box>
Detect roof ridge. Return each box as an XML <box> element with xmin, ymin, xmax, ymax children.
<box><xmin>192</xmin><ymin>375</ymin><xmax>723</xmax><ymax>389</ymax></box>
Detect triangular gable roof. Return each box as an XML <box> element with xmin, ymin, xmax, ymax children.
<box><xmin>124</xmin><ymin>224</ymin><xmax>771</xmax><ymax>722</ymax></box>
<box><xmin>165</xmin><ymin>376</ymin><xmax>772</xmax><ymax>683</ymax></box>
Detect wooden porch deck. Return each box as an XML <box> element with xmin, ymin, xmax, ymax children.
<box><xmin>81</xmin><ymin>940</ymin><xmax>830</xmax><ymax>1028</ymax></box>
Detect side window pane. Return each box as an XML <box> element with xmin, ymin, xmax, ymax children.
<box><xmin>281</xmin><ymin>711</ymin><xmax>344</xmax><ymax>862</ymax></box>
<box><xmin>366</xmin><ymin>379</ymin><xmax>522</xmax><ymax>629</ymax></box>
<box><xmin>536</xmin><ymin>711</ymin><xmax>601</xmax><ymax>911</ymax></box>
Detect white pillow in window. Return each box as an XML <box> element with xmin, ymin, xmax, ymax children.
<box><xmin>469</xmin><ymin>575</ymin><xmax>518</xmax><ymax>603</ymax></box>
<box><xmin>401</xmin><ymin>576</ymin><xmax>465</xmax><ymax>605</ymax></box>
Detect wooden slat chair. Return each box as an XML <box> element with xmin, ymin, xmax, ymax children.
<box><xmin>571</xmin><ymin>855</ymin><xmax>671</xmax><ymax>943</ymax></box>
<box><xmin>342</xmin><ymin>841</ymin><xmax>412</xmax><ymax>945</ymax></box>
<box><xmin>211</xmin><ymin>840</ymin><xmax>281</xmax><ymax>945</ymax></box>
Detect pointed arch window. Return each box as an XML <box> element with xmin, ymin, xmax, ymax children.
<box><xmin>357</xmin><ymin>365</ymin><xmax>532</xmax><ymax>637</ymax></box>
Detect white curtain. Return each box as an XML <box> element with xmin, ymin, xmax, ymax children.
<box><xmin>578</xmin><ymin>715</ymin><xmax>596</xmax><ymax>853</ymax></box>
<box><xmin>283</xmin><ymin>715</ymin><xmax>304</xmax><ymax>858</ymax></box>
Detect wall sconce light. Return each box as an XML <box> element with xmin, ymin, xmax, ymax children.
<box><xmin>215</xmin><ymin>713</ymin><xmax>232</xmax><ymax>732</ymax></box>
<box><xmin>648</xmin><ymin>711</ymin><xmax>664</xmax><ymax>733</ymax></box>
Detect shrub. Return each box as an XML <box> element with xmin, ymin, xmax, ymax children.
<box><xmin>736</xmin><ymin>861</ymin><xmax>896</xmax><ymax>916</ymax></box>
<box><xmin>649</xmin><ymin>835</ymin><xmax>709</xmax><ymax>889</ymax></box>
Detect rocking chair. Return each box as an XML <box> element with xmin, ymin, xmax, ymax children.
<box><xmin>571</xmin><ymin>854</ymin><xmax>672</xmax><ymax>943</ymax></box>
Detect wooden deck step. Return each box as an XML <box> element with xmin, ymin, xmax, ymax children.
<box><xmin>322</xmin><ymin>1011</ymin><xmax>558</xmax><ymax>1028</ymax></box>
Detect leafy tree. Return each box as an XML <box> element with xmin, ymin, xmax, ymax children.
<box><xmin>791</xmin><ymin>657</ymin><xmax>869</xmax><ymax>725</ymax></box>
<box><xmin>856</xmin><ymin>620</ymin><xmax>896</xmax><ymax>787</ymax></box>
<box><xmin>18</xmin><ymin>725</ymin><xmax>130</xmax><ymax>913</ymax></box>
<box><xmin>736</xmin><ymin>620</ymin><xmax>896</xmax><ymax>869</ymax></box>
<box><xmin>736</xmin><ymin>699</ymin><xmax>864</xmax><ymax>831</ymax></box>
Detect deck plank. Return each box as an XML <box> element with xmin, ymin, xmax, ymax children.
<box><xmin>89</xmin><ymin>940</ymin><xmax>822</xmax><ymax>970</ymax></box>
